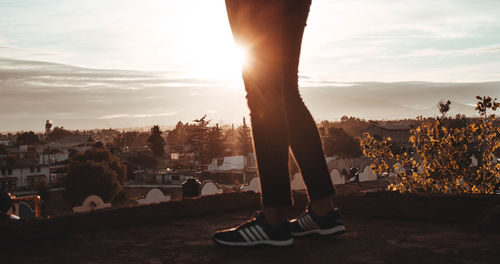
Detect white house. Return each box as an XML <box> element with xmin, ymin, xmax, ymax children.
<box><xmin>205</xmin><ymin>154</ymin><xmax>257</xmax><ymax>186</ymax></box>
<box><xmin>40</xmin><ymin>135</ymin><xmax>94</xmax><ymax>164</ymax></box>
<box><xmin>207</xmin><ymin>153</ymin><xmax>256</xmax><ymax>172</ymax></box>
<box><xmin>0</xmin><ymin>164</ymin><xmax>50</xmax><ymax>189</ymax></box>
<box><xmin>208</xmin><ymin>155</ymin><xmax>245</xmax><ymax>171</ymax></box>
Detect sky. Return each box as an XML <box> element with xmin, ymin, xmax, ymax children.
<box><xmin>1</xmin><ymin>0</ymin><xmax>500</xmax><ymax>132</ymax></box>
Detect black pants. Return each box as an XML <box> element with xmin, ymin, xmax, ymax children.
<box><xmin>226</xmin><ymin>0</ymin><xmax>335</xmax><ymax>207</ymax></box>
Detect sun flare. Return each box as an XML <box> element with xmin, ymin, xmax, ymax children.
<box><xmin>186</xmin><ymin>41</ymin><xmax>250</xmax><ymax>82</ymax></box>
<box><xmin>232</xmin><ymin>44</ymin><xmax>249</xmax><ymax>70</ymax></box>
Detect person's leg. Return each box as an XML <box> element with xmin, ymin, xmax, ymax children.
<box><xmin>280</xmin><ymin>1</ymin><xmax>346</xmax><ymax>236</ymax></box>
<box><xmin>213</xmin><ymin>1</ymin><xmax>298</xmax><ymax>246</ymax></box>
<box><xmin>226</xmin><ymin>0</ymin><xmax>335</xmax><ymax>220</ymax></box>
<box><xmin>225</xmin><ymin>0</ymin><xmax>293</xmax><ymax>223</ymax></box>
<box><xmin>280</xmin><ymin>0</ymin><xmax>336</xmax><ymax>215</ymax></box>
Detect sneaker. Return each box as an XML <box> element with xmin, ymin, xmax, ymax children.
<box><xmin>290</xmin><ymin>206</ymin><xmax>346</xmax><ymax>237</ymax></box>
<box><xmin>213</xmin><ymin>212</ymin><xmax>294</xmax><ymax>247</ymax></box>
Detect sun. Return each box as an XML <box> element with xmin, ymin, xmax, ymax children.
<box><xmin>135</xmin><ymin>1</ymin><xmax>252</xmax><ymax>83</ymax></box>
<box><xmin>187</xmin><ymin>41</ymin><xmax>250</xmax><ymax>81</ymax></box>
<box><xmin>232</xmin><ymin>44</ymin><xmax>249</xmax><ymax>70</ymax></box>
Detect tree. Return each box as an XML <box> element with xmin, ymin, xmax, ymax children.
<box><xmin>437</xmin><ymin>100</ymin><xmax>451</xmax><ymax>118</ymax></box>
<box><xmin>115</xmin><ymin>131</ymin><xmax>150</xmax><ymax>148</ymax></box>
<box><xmin>475</xmin><ymin>96</ymin><xmax>499</xmax><ymax>120</ymax></box>
<box><xmin>334</xmin><ymin>116</ymin><xmax>372</xmax><ymax>138</ymax></box>
<box><xmin>148</xmin><ymin>125</ymin><xmax>166</xmax><ymax>158</ymax></box>
<box><xmin>65</xmin><ymin>147</ymin><xmax>126</xmax><ymax>204</ymax></box>
<box><xmin>16</xmin><ymin>131</ymin><xmax>40</xmax><ymax>145</ymax></box>
<box><xmin>166</xmin><ymin>121</ymin><xmax>189</xmax><ymax>150</ymax></box>
<box><xmin>322</xmin><ymin>127</ymin><xmax>361</xmax><ymax>158</ymax></box>
<box><xmin>189</xmin><ymin>115</ymin><xmax>210</xmax><ymax>163</ymax></box>
<box><xmin>206</xmin><ymin>124</ymin><xmax>225</xmax><ymax>160</ymax></box>
<box><xmin>474</xmin><ymin>96</ymin><xmax>499</xmax><ymax>167</ymax></box>
<box><xmin>46</xmin><ymin>127</ymin><xmax>73</xmax><ymax>142</ymax></box>
<box><xmin>223</xmin><ymin>124</ymin><xmax>239</xmax><ymax>156</ymax></box>
<box><xmin>237</xmin><ymin>117</ymin><xmax>252</xmax><ymax>155</ymax></box>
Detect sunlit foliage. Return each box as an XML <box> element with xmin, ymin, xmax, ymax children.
<box><xmin>361</xmin><ymin>96</ymin><xmax>500</xmax><ymax>194</ymax></box>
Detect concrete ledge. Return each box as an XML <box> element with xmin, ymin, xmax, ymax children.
<box><xmin>334</xmin><ymin>192</ymin><xmax>500</xmax><ymax>224</ymax></box>
<box><xmin>1</xmin><ymin>192</ymin><xmax>261</xmax><ymax>246</ymax></box>
<box><xmin>1</xmin><ymin>191</ymin><xmax>499</xmax><ymax>246</ymax></box>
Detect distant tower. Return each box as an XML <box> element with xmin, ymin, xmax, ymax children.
<box><xmin>45</xmin><ymin>120</ymin><xmax>53</xmax><ymax>134</ymax></box>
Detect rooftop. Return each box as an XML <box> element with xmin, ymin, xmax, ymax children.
<box><xmin>51</xmin><ymin>135</ymin><xmax>93</xmax><ymax>148</ymax></box>
<box><xmin>2</xmin><ymin>191</ymin><xmax>499</xmax><ymax>264</ymax></box>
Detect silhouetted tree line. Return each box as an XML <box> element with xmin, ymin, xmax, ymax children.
<box><xmin>165</xmin><ymin>116</ymin><xmax>252</xmax><ymax>164</ymax></box>
<box><xmin>13</xmin><ymin>128</ymin><xmax>79</xmax><ymax>145</ymax></box>
<box><xmin>46</xmin><ymin>127</ymin><xmax>74</xmax><ymax>142</ymax></box>
<box><xmin>16</xmin><ymin>131</ymin><xmax>41</xmax><ymax>145</ymax></box>
<box><xmin>319</xmin><ymin>116</ymin><xmax>374</xmax><ymax>139</ymax></box>
<box><xmin>321</xmin><ymin>127</ymin><xmax>362</xmax><ymax>158</ymax></box>
<box><xmin>141</xmin><ymin>113</ymin><xmax>481</xmax><ymax>163</ymax></box>
<box><xmin>113</xmin><ymin>131</ymin><xmax>149</xmax><ymax>148</ymax></box>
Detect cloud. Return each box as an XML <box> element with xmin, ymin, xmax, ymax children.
<box><xmin>299</xmin><ymin>0</ymin><xmax>500</xmax><ymax>82</ymax></box>
<box><xmin>99</xmin><ymin>112</ymin><xmax>178</xmax><ymax>120</ymax></box>
<box><xmin>2</xmin><ymin>0</ymin><xmax>500</xmax><ymax>84</ymax></box>
<box><xmin>382</xmin><ymin>45</ymin><xmax>500</xmax><ymax>59</ymax></box>
<box><xmin>300</xmin><ymin>81</ymin><xmax>499</xmax><ymax>121</ymax></box>
<box><xmin>1</xmin><ymin>58</ymin><xmax>498</xmax><ymax>132</ymax></box>
<box><xmin>0</xmin><ymin>58</ymin><xmax>248</xmax><ymax>131</ymax></box>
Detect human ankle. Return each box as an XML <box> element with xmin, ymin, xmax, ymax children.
<box><xmin>263</xmin><ymin>206</ymin><xmax>288</xmax><ymax>227</ymax></box>
<box><xmin>310</xmin><ymin>196</ymin><xmax>335</xmax><ymax>217</ymax></box>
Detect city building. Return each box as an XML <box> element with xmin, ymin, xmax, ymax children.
<box><xmin>204</xmin><ymin>153</ymin><xmax>257</xmax><ymax>186</ymax></box>
<box><xmin>0</xmin><ymin>163</ymin><xmax>50</xmax><ymax>190</ymax></box>
<box><xmin>40</xmin><ymin>135</ymin><xmax>94</xmax><ymax>164</ymax></box>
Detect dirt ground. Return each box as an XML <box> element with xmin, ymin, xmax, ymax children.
<box><xmin>4</xmin><ymin>205</ymin><xmax>499</xmax><ymax>264</ymax></box>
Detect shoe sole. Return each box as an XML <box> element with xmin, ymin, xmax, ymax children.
<box><xmin>291</xmin><ymin>225</ymin><xmax>346</xmax><ymax>237</ymax></box>
<box><xmin>213</xmin><ymin>238</ymin><xmax>294</xmax><ymax>247</ymax></box>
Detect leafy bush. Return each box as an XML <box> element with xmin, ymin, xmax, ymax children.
<box><xmin>65</xmin><ymin>148</ymin><xmax>126</xmax><ymax>205</ymax></box>
<box><xmin>361</xmin><ymin>96</ymin><xmax>500</xmax><ymax>194</ymax></box>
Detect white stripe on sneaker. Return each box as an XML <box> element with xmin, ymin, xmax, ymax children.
<box><xmin>238</xmin><ymin>230</ymin><xmax>251</xmax><ymax>242</ymax></box>
<box><xmin>306</xmin><ymin>215</ymin><xmax>320</xmax><ymax>229</ymax></box>
<box><xmin>298</xmin><ymin>218</ymin><xmax>308</xmax><ymax>230</ymax></box>
<box><xmin>244</xmin><ymin>228</ymin><xmax>257</xmax><ymax>241</ymax></box>
<box><xmin>249</xmin><ymin>226</ymin><xmax>263</xmax><ymax>240</ymax></box>
<box><xmin>302</xmin><ymin>217</ymin><xmax>313</xmax><ymax>230</ymax></box>
<box><xmin>303</xmin><ymin>217</ymin><xmax>315</xmax><ymax>230</ymax></box>
<box><xmin>255</xmin><ymin>225</ymin><xmax>270</xmax><ymax>240</ymax></box>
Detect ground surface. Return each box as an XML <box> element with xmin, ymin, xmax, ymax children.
<box><xmin>5</xmin><ymin>205</ymin><xmax>499</xmax><ymax>264</ymax></box>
